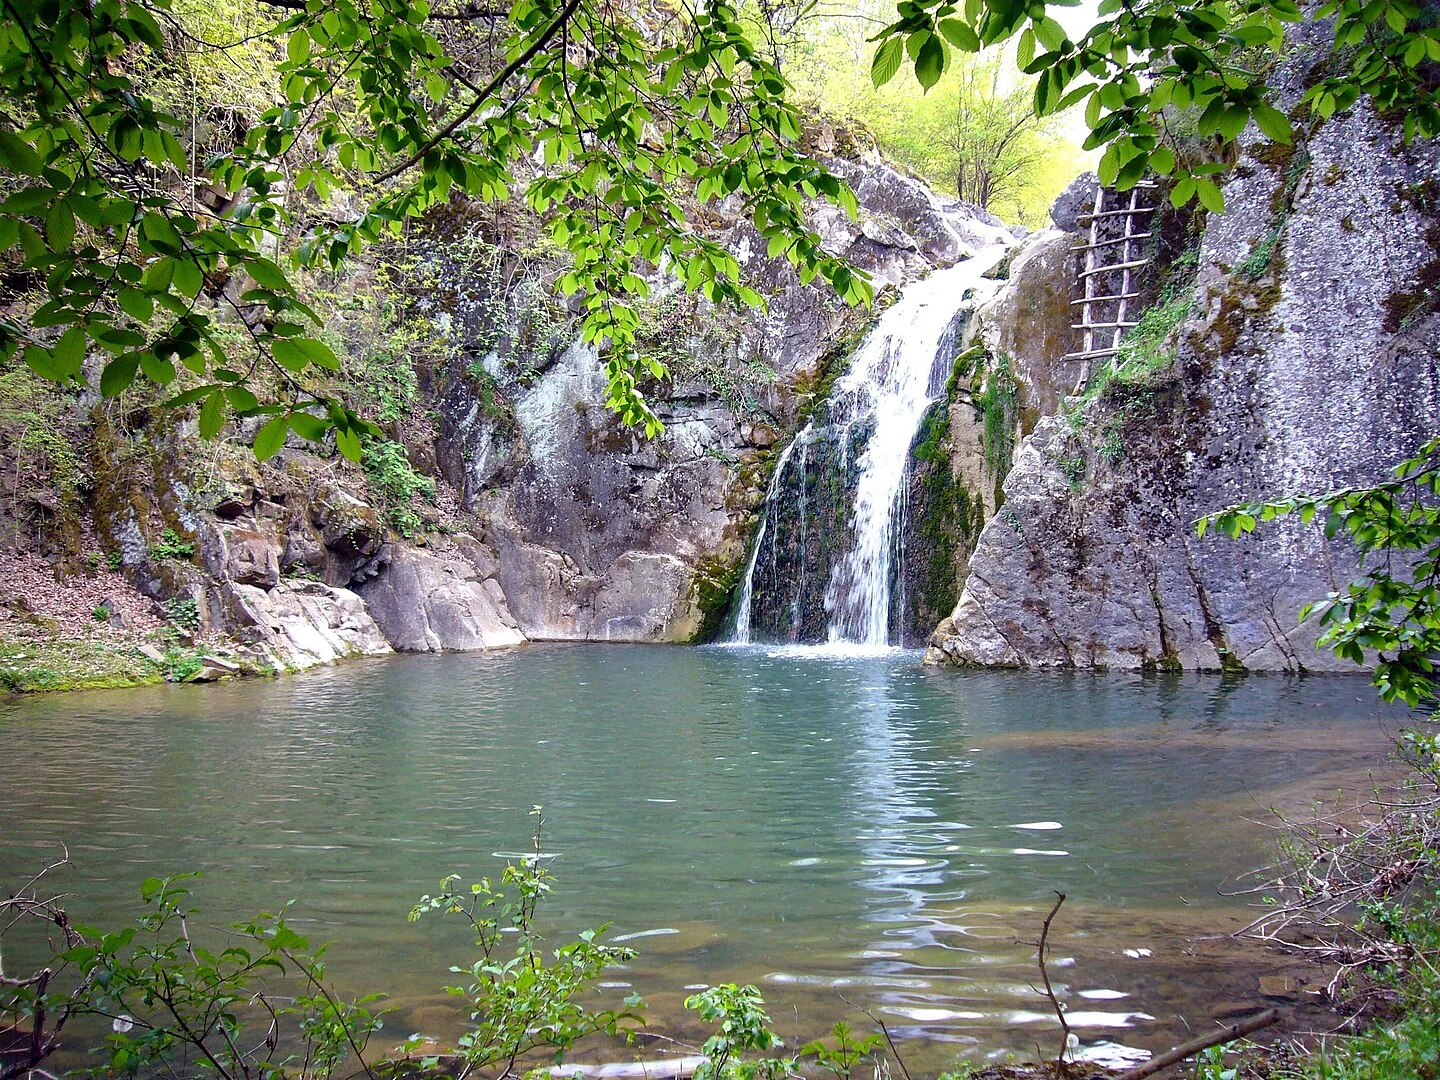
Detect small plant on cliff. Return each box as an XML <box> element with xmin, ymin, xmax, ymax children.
<box><xmin>148</xmin><ymin>528</ymin><xmax>195</xmax><ymax>562</ymax></box>
<box><xmin>161</xmin><ymin>597</ymin><xmax>201</xmax><ymax>635</ymax></box>
<box><xmin>359</xmin><ymin>438</ymin><xmax>437</xmax><ymax>539</ymax></box>
<box><xmin>969</xmin><ymin>350</ymin><xmax>1019</xmax><ymax>477</ymax></box>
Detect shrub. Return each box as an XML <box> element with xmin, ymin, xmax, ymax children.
<box><xmin>359</xmin><ymin>438</ymin><xmax>437</xmax><ymax>538</ymax></box>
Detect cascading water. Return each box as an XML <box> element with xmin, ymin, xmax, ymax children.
<box><xmin>725</xmin><ymin>245</ymin><xmax>1008</xmax><ymax>649</ymax></box>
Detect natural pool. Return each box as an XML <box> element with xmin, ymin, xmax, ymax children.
<box><xmin>0</xmin><ymin>644</ymin><xmax>1413</xmax><ymax>1070</ymax></box>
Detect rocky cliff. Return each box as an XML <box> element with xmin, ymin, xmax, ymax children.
<box><xmin>1</xmin><ymin>151</ymin><xmax>1016</xmax><ymax>683</ymax></box>
<box><xmin>415</xmin><ymin>160</ymin><xmax>1011</xmax><ymax>644</ymax></box>
<box><xmin>926</xmin><ymin>46</ymin><xmax>1440</xmax><ymax>671</ymax></box>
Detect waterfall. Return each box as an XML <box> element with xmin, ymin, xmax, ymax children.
<box><xmin>724</xmin><ymin>432</ymin><xmax>801</xmax><ymax>644</ymax></box>
<box><xmin>725</xmin><ymin>247</ymin><xmax>1007</xmax><ymax>649</ymax></box>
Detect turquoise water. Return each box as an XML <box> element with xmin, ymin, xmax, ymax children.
<box><xmin>0</xmin><ymin>645</ymin><xmax>1408</xmax><ymax>1067</ymax></box>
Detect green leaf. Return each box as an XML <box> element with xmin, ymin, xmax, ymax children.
<box><xmin>254</xmin><ymin>416</ymin><xmax>289</xmax><ymax>461</ymax></box>
<box><xmin>52</xmin><ymin>327</ymin><xmax>86</xmax><ymax>378</ymax></box>
<box><xmin>335</xmin><ymin>425</ymin><xmax>362</xmax><ymax>461</ymax></box>
<box><xmin>119</xmin><ymin>288</ymin><xmax>154</xmax><ymax>322</ymax></box>
<box><xmin>45</xmin><ymin>202</ymin><xmax>75</xmax><ymax>251</ymax></box>
<box><xmin>24</xmin><ymin>344</ymin><xmax>66</xmax><ymax>382</ymax></box>
<box><xmin>871</xmin><ymin>37</ymin><xmax>904</xmax><ymax>88</ymax></box>
<box><xmin>287</xmin><ymin>28</ymin><xmax>311</xmax><ymax>64</ymax></box>
<box><xmin>287</xmin><ymin>412</ymin><xmax>328</xmax><ymax>441</ymax></box>
<box><xmin>1195</xmin><ymin>177</ymin><xmax>1227</xmax><ymax>213</ymax></box>
<box><xmin>141</xmin><ymin>212</ymin><xmax>183</xmax><ymax>254</ymax></box>
<box><xmin>0</xmin><ymin>128</ymin><xmax>43</xmax><ymax>176</ymax></box>
<box><xmin>163</xmin><ymin>385</ymin><xmax>217</xmax><ymax>408</ymax></box>
<box><xmin>272</xmin><ymin>339</ymin><xmax>311</xmax><ymax>373</ymax></box>
<box><xmin>914</xmin><ymin>34</ymin><xmax>946</xmax><ymax>91</ymax></box>
<box><xmin>100</xmin><ymin>356</ymin><xmax>141</xmax><ymax>397</ymax></box>
<box><xmin>246</xmin><ymin>257</ymin><xmax>293</xmax><ymax>293</ymax></box>
<box><xmin>199</xmin><ymin>390</ymin><xmax>226</xmax><ymax>438</ymax></box>
<box><xmin>1252</xmin><ymin>102</ymin><xmax>1293</xmax><ymax>144</ymax></box>
<box><xmin>937</xmin><ymin>18</ymin><xmax>980</xmax><ymax>50</ymax></box>
<box><xmin>173</xmin><ymin>258</ymin><xmax>204</xmax><ymax>298</ymax></box>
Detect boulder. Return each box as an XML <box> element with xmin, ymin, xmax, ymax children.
<box><xmin>974</xmin><ymin>229</ymin><xmax>1086</xmax><ymax>424</ymax></box>
<box><xmin>356</xmin><ymin>543</ymin><xmax>525</xmax><ymax>652</ymax></box>
<box><xmin>226</xmin><ymin>579</ymin><xmax>392</xmax><ymax>671</ymax></box>
<box><xmin>1049</xmin><ymin>172</ymin><xmax>1099</xmax><ymax>233</ymax></box>
<box><xmin>198</xmin><ymin>521</ymin><xmax>282</xmax><ymax>590</ymax></box>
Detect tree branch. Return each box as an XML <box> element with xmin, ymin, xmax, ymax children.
<box><xmin>375</xmin><ymin>0</ymin><xmax>583</xmax><ymax>183</ymax></box>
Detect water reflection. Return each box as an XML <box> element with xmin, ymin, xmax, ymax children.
<box><xmin>0</xmin><ymin>648</ymin><xmax>1410</xmax><ymax>1067</ymax></box>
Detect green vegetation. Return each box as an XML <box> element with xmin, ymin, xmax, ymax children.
<box><xmin>0</xmin><ymin>637</ymin><xmax>165</xmax><ymax>692</ymax></box>
<box><xmin>359</xmin><ymin>437</ymin><xmax>437</xmax><ymax>538</ymax></box>
<box><xmin>0</xmin><ymin>0</ymin><xmax>871</xmax><ymax>455</ymax></box>
<box><xmin>971</xmin><ymin>352</ymin><xmax>1018</xmax><ymax>479</ymax></box>
<box><xmin>787</xmin><ymin>38</ymin><xmax>1083</xmax><ymax>225</ymax></box>
<box><xmin>0</xmin><ymin>810</ymin><xmax>899</xmax><ymax>1080</ymax></box>
<box><xmin>871</xmin><ymin>0</ymin><xmax>1440</xmax><ymax>216</ymax></box>
<box><xmin>161</xmin><ymin>596</ymin><xmax>201</xmax><ymax>634</ymax></box>
<box><xmin>1237</xmin><ymin>147</ymin><xmax>1311</xmax><ymax>281</ymax></box>
<box><xmin>0</xmin><ymin>362</ymin><xmax>88</xmax><ymax>548</ymax></box>
<box><xmin>686</xmin><ymin>984</ymin><xmax>787</xmax><ymax>1080</ymax></box>
<box><xmin>801</xmin><ymin>1023</ymin><xmax>886</xmax><ymax>1080</ymax></box>
<box><xmin>148</xmin><ymin>527</ymin><xmax>196</xmax><ymax>562</ymax></box>
<box><xmin>1062</xmin><ymin>240</ymin><xmax>1200</xmax><ymax>472</ymax></box>
<box><xmin>1073</xmin><ymin>285</ymin><xmax>1194</xmax><ymax>420</ymax></box>
<box><xmin>634</xmin><ymin>289</ymin><xmax>774</xmax><ymax>415</ymax></box>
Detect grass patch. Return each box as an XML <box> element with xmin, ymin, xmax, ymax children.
<box><xmin>0</xmin><ymin>636</ymin><xmax>165</xmax><ymax>693</ymax></box>
<box><xmin>1076</xmin><ymin>289</ymin><xmax>1192</xmax><ymax>412</ymax></box>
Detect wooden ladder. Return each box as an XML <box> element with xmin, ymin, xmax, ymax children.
<box><xmin>1066</xmin><ymin>181</ymin><xmax>1158</xmax><ymax>385</ymax></box>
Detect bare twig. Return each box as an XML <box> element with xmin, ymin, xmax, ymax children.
<box><xmin>1114</xmin><ymin>1008</ymin><xmax>1279</xmax><ymax>1080</ymax></box>
<box><xmin>836</xmin><ymin>995</ymin><xmax>911</xmax><ymax>1080</ymax></box>
<box><xmin>1034</xmin><ymin>891</ymin><xmax>1071</xmax><ymax>1063</ymax></box>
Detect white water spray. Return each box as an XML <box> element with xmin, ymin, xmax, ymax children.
<box><xmin>823</xmin><ymin>252</ymin><xmax>1006</xmax><ymax>646</ymax></box>
<box><xmin>725</xmin><ymin>242</ymin><xmax>1008</xmax><ymax>650</ymax></box>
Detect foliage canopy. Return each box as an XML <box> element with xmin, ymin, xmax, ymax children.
<box><xmin>871</xmin><ymin>0</ymin><xmax>1440</xmax><ymax>213</ymax></box>
<box><xmin>0</xmin><ymin>0</ymin><xmax>870</xmax><ymax>456</ymax></box>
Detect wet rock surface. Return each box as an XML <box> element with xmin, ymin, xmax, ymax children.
<box><xmin>437</xmin><ymin>164</ymin><xmax>1009</xmax><ymax>643</ymax></box>
<box><xmin>928</xmin><ymin>90</ymin><xmax>1440</xmax><ymax>671</ymax></box>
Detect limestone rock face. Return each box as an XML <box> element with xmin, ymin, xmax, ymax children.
<box><xmin>974</xmin><ymin>230</ymin><xmax>1087</xmax><ymax>425</ymax></box>
<box><xmin>225</xmin><ymin>579</ymin><xmax>392</xmax><ymax>671</ymax></box>
<box><xmin>434</xmin><ymin>162</ymin><xmax>1011</xmax><ymax>643</ymax></box>
<box><xmin>927</xmin><ymin>96</ymin><xmax>1440</xmax><ymax>672</ymax></box>
<box><xmin>356</xmin><ymin>540</ymin><xmax>525</xmax><ymax>651</ymax></box>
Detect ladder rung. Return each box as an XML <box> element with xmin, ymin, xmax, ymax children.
<box><xmin>1076</xmin><ymin>206</ymin><xmax>1157</xmax><ymax>221</ymax></box>
<box><xmin>1071</xmin><ymin>293</ymin><xmax>1143</xmax><ymax>306</ymax></box>
<box><xmin>1064</xmin><ymin>348</ymin><xmax>1122</xmax><ymax>360</ymax></box>
<box><xmin>1072</xmin><ymin>320</ymin><xmax>1139</xmax><ymax>329</ymax></box>
<box><xmin>1075</xmin><ymin>232</ymin><xmax>1154</xmax><ymax>251</ymax></box>
<box><xmin>1078</xmin><ymin>259</ymin><xmax>1151</xmax><ymax>277</ymax></box>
